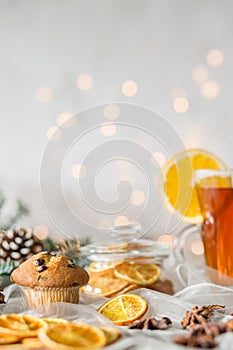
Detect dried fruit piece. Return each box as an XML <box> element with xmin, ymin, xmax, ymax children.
<box><xmin>38</xmin><ymin>323</ymin><xmax>106</xmax><ymax>350</ymax></box>
<box><xmin>98</xmin><ymin>294</ymin><xmax>148</xmax><ymax>326</ymax></box>
<box><xmin>0</xmin><ymin>314</ymin><xmax>46</xmax><ymax>338</ymax></box>
<box><xmin>114</xmin><ymin>262</ymin><xmax>160</xmax><ymax>286</ymax></box>
<box><xmin>129</xmin><ymin>317</ymin><xmax>172</xmax><ymax>330</ymax></box>
<box><xmin>181</xmin><ymin>305</ymin><xmax>224</xmax><ymax>329</ymax></box>
<box><xmin>99</xmin><ymin>327</ymin><xmax>121</xmax><ymax>345</ymax></box>
<box><xmin>173</xmin><ymin>334</ymin><xmax>217</xmax><ymax>348</ymax></box>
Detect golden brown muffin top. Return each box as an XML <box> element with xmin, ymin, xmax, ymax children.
<box><xmin>10</xmin><ymin>252</ymin><xmax>89</xmax><ymax>288</ymax></box>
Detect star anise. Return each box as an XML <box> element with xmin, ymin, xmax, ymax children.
<box><xmin>190</xmin><ymin>322</ymin><xmax>226</xmax><ymax>337</ymax></box>
<box><xmin>129</xmin><ymin>316</ymin><xmax>172</xmax><ymax>330</ymax></box>
<box><xmin>181</xmin><ymin>305</ymin><xmax>225</xmax><ymax>329</ymax></box>
<box><xmin>173</xmin><ymin>334</ymin><xmax>217</xmax><ymax>348</ymax></box>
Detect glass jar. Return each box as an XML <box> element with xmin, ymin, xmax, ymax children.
<box><xmin>80</xmin><ymin>225</ymin><xmax>173</xmax><ymax>297</ymax></box>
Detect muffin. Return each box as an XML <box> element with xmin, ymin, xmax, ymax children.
<box><xmin>10</xmin><ymin>252</ymin><xmax>89</xmax><ymax>307</ymax></box>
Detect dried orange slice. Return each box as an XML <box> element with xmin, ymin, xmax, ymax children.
<box><xmin>114</xmin><ymin>262</ymin><xmax>160</xmax><ymax>286</ymax></box>
<box><xmin>0</xmin><ymin>334</ymin><xmax>21</xmax><ymax>345</ymax></box>
<box><xmin>108</xmin><ymin>283</ymin><xmax>139</xmax><ymax>298</ymax></box>
<box><xmin>38</xmin><ymin>323</ymin><xmax>106</xmax><ymax>350</ymax></box>
<box><xmin>42</xmin><ymin>318</ymin><xmax>70</xmax><ymax>326</ymax></box>
<box><xmin>98</xmin><ymin>293</ymin><xmax>148</xmax><ymax>326</ymax></box>
<box><xmin>99</xmin><ymin>327</ymin><xmax>121</xmax><ymax>345</ymax></box>
<box><xmin>159</xmin><ymin>148</ymin><xmax>227</xmax><ymax>223</ymax></box>
<box><xmin>0</xmin><ymin>314</ymin><xmax>46</xmax><ymax>338</ymax></box>
<box><xmin>21</xmin><ymin>337</ymin><xmax>44</xmax><ymax>348</ymax></box>
<box><xmin>81</xmin><ymin>275</ymin><xmax>129</xmax><ymax>297</ymax></box>
<box><xmin>88</xmin><ymin>261</ymin><xmax>121</xmax><ymax>277</ymax></box>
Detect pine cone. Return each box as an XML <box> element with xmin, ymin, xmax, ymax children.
<box><xmin>0</xmin><ymin>228</ymin><xmax>44</xmax><ymax>263</ymax></box>
<box><xmin>0</xmin><ymin>286</ymin><xmax>5</xmax><ymax>304</ymax></box>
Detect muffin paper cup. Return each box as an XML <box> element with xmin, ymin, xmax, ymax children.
<box><xmin>19</xmin><ymin>286</ymin><xmax>81</xmax><ymax>307</ymax></box>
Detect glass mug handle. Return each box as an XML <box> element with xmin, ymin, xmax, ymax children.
<box><xmin>173</xmin><ymin>224</ymin><xmax>202</xmax><ymax>262</ymax></box>
<box><xmin>173</xmin><ymin>224</ymin><xmax>233</xmax><ymax>287</ymax></box>
<box><xmin>173</xmin><ymin>224</ymin><xmax>205</xmax><ymax>287</ymax></box>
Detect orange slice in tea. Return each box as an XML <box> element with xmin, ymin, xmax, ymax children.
<box><xmin>114</xmin><ymin>262</ymin><xmax>160</xmax><ymax>286</ymax></box>
<box><xmin>158</xmin><ymin>148</ymin><xmax>227</xmax><ymax>223</ymax></box>
<box><xmin>98</xmin><ymin>293</ymin><xmax>148</xmax><ymax>326</ymax></box>
<box><xmin>38</xmin><ymin>323</ymin><xmax>106</xmax><ymax>350</ymax></box>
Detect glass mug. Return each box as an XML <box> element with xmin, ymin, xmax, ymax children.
<box><xmin>195</xmin><ymin>169</ymin><xmax>233</xmax><ymax>281</ymax></box>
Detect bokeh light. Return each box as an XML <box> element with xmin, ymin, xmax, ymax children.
<box><xmin>151</xmin><ymin>152</ymin><xmax>166</xmax><ymax>167</ymax></box>
<box><xmin>131</xmin><ymin>190</ymin><xmax>146</xmax><ymax>206</ymax></box>
<box><xmin>192</xmin><ymin>66</ymin><xmax>208</xmax><ymax>83</ymax></box>
<box><xmin>77</xmin><ymin>74</ymin><xmax>93</xmax><ymax>91</ymax></box>
<box><xmin>121</xmin><ymin>80</ymin><xmax>138</xmax><ymax>97</ymax></box>
<box><xmin>201</xmin><ymin>80</ymin><xmax>219</xmax><ymax>98</ymax></box>
<box><xmin>207</xmin><ymin>49</ymin><xmax>224</xmax><ymax>66</ymax></box>
<box><xmin>114</xmin><ymin>216</ymin><xmax>130</xmax><ymax>226</ymax></box>
<box><xmin>56</xmin><ymin>112</ymin><xmax>73</xmax><ymax>128</ymax></box>
<box><xmin>173</xmin><ymin>97</ymin><xmax>189</xmax><ymax>113</ymax></box>
<box><xmin>104</xmin><ymin>104</ymin><xmax>120</xmax><ymax>121</ymax></box>
<box><xmin>35</xmin><ymin>87</ymin><xmax>52</xmax><ymax>103</ymax></box>
<box><xmin>158</xmin><ymin>234</ymin><xmax>174</xmax><ymax>248</ymax></box>
<box><xmin>71</xmin><ymin>163</ymin><xmax>87</xmax><ymax>179</ymax></box>
<box><xmin>191</xmin><ymin>240</ymin><xmax>204</xmax><ymax>255</ymax></box>
<box><xmin>46</xmin><ymin>127</ymin><xmax>62</xmax><ymax>142</ymax></box>
<box><xmin>34</xmin><ymin>225</ymin><xmax>49</xmax><ymax>240</ymax></box>
<box><xmin>100</xmin><ymin>122</ymin><xmax>116</xmax><ymax>137</ymax></box>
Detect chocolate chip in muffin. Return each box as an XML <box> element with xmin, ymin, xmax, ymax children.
<box><xmin>72</xmin><ymin>282</ymin><xmax>79</xmax><ymax>287</ymax></box>
<box><xmin>34</xmin><ymin>258</ymin><xmax>45</xmax><ymax>266</ymax></box>
<box><xmin>67</xmin><ymin>264</ymin><xmax>75</xmax><ymax>268</ymax></box>
<box><xmin>37</xmin><ymin>266</ymin><xmax>48</xmax><ymax>273</ymax></box>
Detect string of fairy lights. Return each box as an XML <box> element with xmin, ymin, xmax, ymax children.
<box><xmin>33</xmin><ymin>48</ymin><xmax>224</xmax><ymax>256</ymax></box>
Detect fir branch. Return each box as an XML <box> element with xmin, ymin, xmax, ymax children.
<box><xmin>0</xmin><ymin>257</ymin><xmax>19</xmax><ymax>275</ymax></box>
<box><xmin>0</xmin><ymin>192</ymin><xmax>5</xmax><ymax>213</ymax></box>
<box><xmin>1</xmin><ymin>199</ymin><xmax>29</xmax><ymax>231</ymax></box>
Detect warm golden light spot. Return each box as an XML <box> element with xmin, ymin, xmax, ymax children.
<box><xmin>114</xmin><ymin>216</ymin><xmax>130</xmax><ymax>226</ymax></box>
<box><xmin>131</xmin><ymin>190</ymin><xmax>145</xmax><ymax>206</ymax></box>
<box><xmin>151</xmin><ymin>152</ymin><xmax>166</xmax><ymax>167</ymax></box>
<box><xmin>207</xmin><ymin>49</ymin><xmax>224</xmax><ymax>66</ymax></box>
<box><xmin>191</xmin><ymin>240</ymin><xmax>204</xmax><ymax>255</ymax></box>
<box><xmin>71</xmin><ymin>163</ymin><xmax>87</xmax><ymax>179</ymax></box>
<box><xmin>121</xmin><ymin>80</ymin><xmax>138</xmax><ymax>97</ymax></box>
<box><xmin>56</xmin><ymin>112</ymin><xmax>73</xmax><ymax>128</ymax></box>
<box><xmin>34</xmin><ymin>225</ymin><xmax>49</xmax><ymax>240</ymax></box>
<box><xmin>104</xmin><ymin>104</ymin><xmax>120</xmax><ymax>121</ymax></box>
<box><xmin>192</xmin><ymin>66</ymin><xmax>208</xmax><ymax>83</ymax></box>
<box><xmin>100</xmin><ymin>122</ymin><xmax>116</xmax><ymax>137</ymax></box>
<box><xmin>201</xmin><ymin>80</ymin><xmax>219</xmax><ymax>98</ymax></box>
<box><xmin>35</xmin><ymin>87</ymin><xmax>52</xmax><ymax>103</ymax></box>
<box><xmin>173</xmin><ymin>97</ymin><xmax>189</xmax><ymax>113</ymax></box>
<box><xmin>158</xmin><ymin>234</ymin><xmax>174</xmax><ymax>248</ymax></box>
<box><xmin>46</xmin><ymin>127</ymin><xmax>62</xmax><ymax>142</ymax></box>
<box><xmin>77</xmin><ymin>74</ymin><xmax>93</xmax><ymax>91</ymax></box>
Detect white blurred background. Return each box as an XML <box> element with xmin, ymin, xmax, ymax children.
<box><xmin>0</xmin><ymin>0</ymin><xmax>233</xmax><ymax>246</ymax></box>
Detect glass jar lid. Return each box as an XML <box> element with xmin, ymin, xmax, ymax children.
<box><xmin>81</xmin><ymin>224</ymin><xmax>171</xmax><ymax>262</ymax></box>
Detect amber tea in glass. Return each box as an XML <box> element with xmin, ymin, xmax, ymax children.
<box><xmin>195</xmin><ymin>169</ymin><xmax>233</xmax><ymax>280</ymax></box>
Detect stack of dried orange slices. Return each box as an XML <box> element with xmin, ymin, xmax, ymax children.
<box><xmin>81</xmin><ymin>260</ymin><xmax>161</xmax><ymax>297</ymax></box>
<box><xmin>158</xmin><ymin>148</ymin><xmax>227</xmax><ymax>223</ymax></box>
<box><xmin>0</xmin><ymin>314</ymin><xmax>121</xmax><ymax>349</ymax></box>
